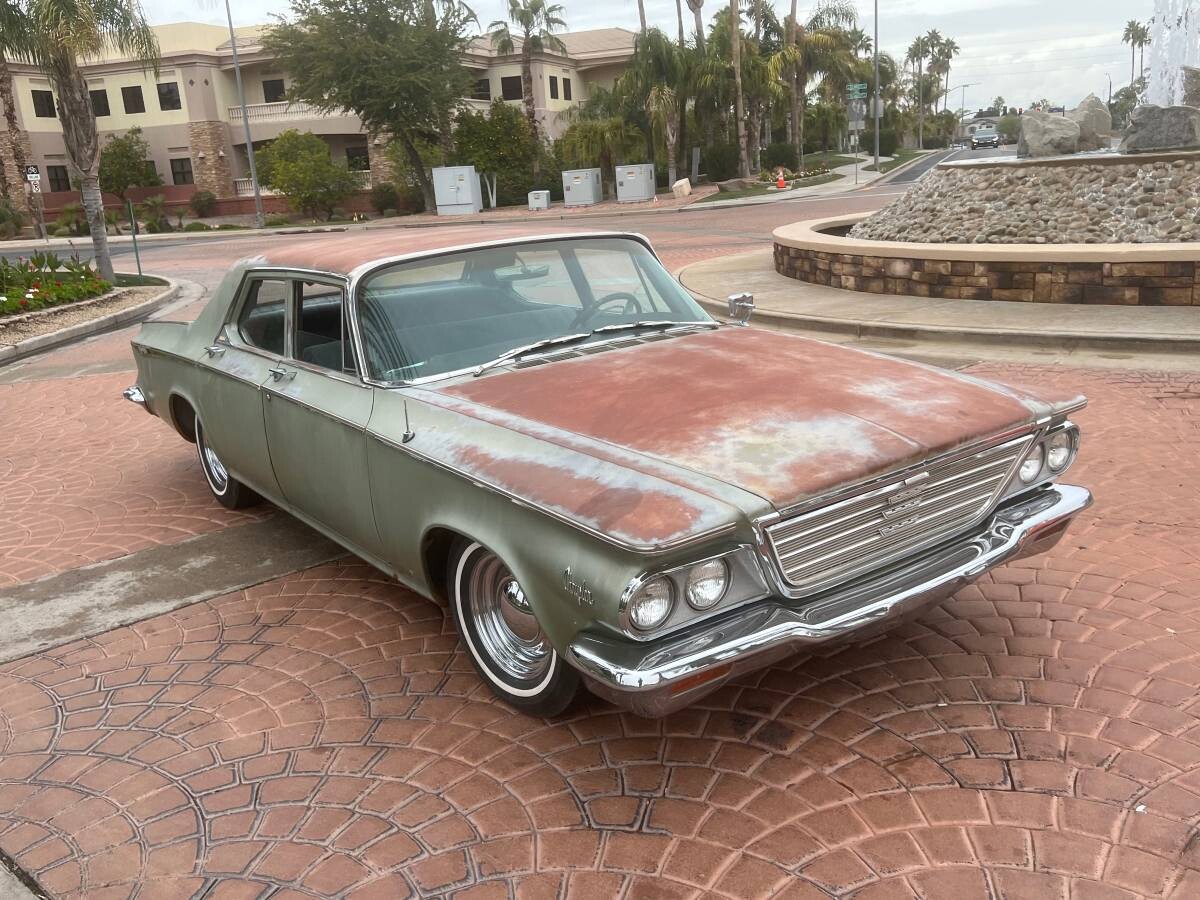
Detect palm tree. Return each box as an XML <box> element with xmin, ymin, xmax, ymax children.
<box><xmin>686</xmin><ymin>0</ymin><xmax>705</xmax><ymax>52</ymax></box>
<box><xmin>675</xmin><ymin>0</ymin><xmax>685</xmax><ymax>45</ymax></box>
<box><xmin>1122</xmin><ymin>20</ymin><xmax>1141</xmax><ymax>86</ymax></box>
<box><xmin>906</xmin><ymin>35</ymin><xmax>930</xmax><ymax>149</ymax></box>
<box><xmin>559</xmin><ymin>116</ymin><xmax>644</xmax><ymax>198</ymax></box>
<box><xmin>729</xmin><ymin>0</ymin><xmax>748</xmax><ymax>177</ymax></box>
<box><xmin>771</xmin><ymin>0</ymin><xmax>855</xmax><ymax>170</ymax></box>
<box><xmin>18</xmin><ymin>0</ymin><xmax>157</xmax><ymax>280</ymax></box>
<box><xmin>846</xmin><ymin>27</ymin><xmax>871</xmax><ymax>58</ymax></box>
<box><xmin>1137</xmin><ymin>22</ymin><xmax>1151</xmax><ymax>80</ymax></box>
<box><xmin>489</xmin><ymin>0</ymin><xmax>568</xmax><ymax>135</ymax></box>
<box><xmin>617</xmin><ymin>29</ymin><xmax>687</xmax><ymax>184</ymax></box>
<box><xmin>637</xmin><ymin>0</ymin><xmax>647</xmax><ymax>33</ymax></box>
<box><xmin>935</xmin><ymin>38</ymin><xmax>959</xmax><ymax>113</ymax></box>
<box><xmin>0</xmin><ymin>2</ymin><xmax>30</xmax><ymax>210</ymax></box>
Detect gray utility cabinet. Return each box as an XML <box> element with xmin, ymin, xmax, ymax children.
<box><xmin>432</xmin><ymin>165</ymin><xmax>483</xmax><ymax>216</ymax></box>
<box><xmin>562</xmin><ymin>168</ymin><xmax>602</xmax><ymax>206</ymax></box>
<box><xmin>528</xmin><ymin>190</ymin><xmax>550</xmax><ymax>210</ymax></box>
<box><xmin>615</xmin><ymin>163</ymin><xmax>657</xmax><ymax>203</ymax></box>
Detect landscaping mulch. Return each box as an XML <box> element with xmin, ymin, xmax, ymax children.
<box><xmin>0</xmin><ymin>286</ymin><xmax>164</xmax><ymax>343</ymax></box>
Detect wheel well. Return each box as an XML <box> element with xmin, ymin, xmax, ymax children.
<box><xmin>421</xmin><ymin>527</ymin><xmax>464</xmax><ymax>607</ymax></box>
<box><xmin>169</xmin><ymin>394</ymin><xmax>197</xmax><ymax>443</ymax></box>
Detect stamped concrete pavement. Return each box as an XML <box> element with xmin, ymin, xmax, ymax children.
<box><xmin>0</xmin><ymin>194</ymin><xmax>1198</xmax><ymax>899</ymax></box>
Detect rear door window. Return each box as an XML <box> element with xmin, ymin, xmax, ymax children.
<box><xmin>237</xmin><ymin>278</ymin><xmax>289</xmax><ymax>355</ymax></box>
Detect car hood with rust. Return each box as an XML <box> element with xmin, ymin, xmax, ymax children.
<box><xmin>418</xmin><ymin>328</ymin><xmax>1083</xmax><ymax>543</ymax></box>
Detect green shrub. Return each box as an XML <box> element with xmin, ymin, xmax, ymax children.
<box><xmin>763</xmin><ymin>142</ymin><xmax>799</xmax><ymax>171</ymax></box>
<box><xmin>217</xmin><ymin>223</ymin><xmax>245</xmax><ymax>230</ymax></box>
<box><xmin>257</xmin><ymin>129</ymin><xmax>360</xmax><ymax>220</ymax></box>
<box><xmin>0</xmin><ymin>253</ymin><xmax>110</xmax><ymax>317</ymax></box>
<box><xmin>0</xmin><ymin>198</ymin><xmax>24</xmax><ymax>240</ymax></box>
<box><xmin>370</xmin><ymin>182</ymin><xmax>400</xmax><ymax>214</ymax></box>
<box><xmin>861</xmin><ymin>127</ymin><xmax>899</xmax><ymax>157</ymax></box>
<box><xmin>55</xmin><ymin>202</ymin><xmax>87</xmax><ymax>236</ymax></box>
<box><xmin>264</xmin><ymin>214</ymin><xmax>291</xmax><ymax>227</ymax></box>
<box><xmin>189</xmin><ymin>190</ymin><xmax>217</xmax><ymax>217</ymax></box>
<box><xmin>382</xmin><ymin>207</ymin><xmax>399</xmax><ymax>217</ymax></box>
<box><xmin>138</xmin><ymin>194</ymin><xmax>172</xmax><ymax>233</ymax></box>
<box><xmin>52</xmin><ymin>225</ymin><xmax>72</xmax><ymax>237</ymax></box>
<box><xmin>703</xmin><ymin>143</ymin><xmax>740</xmax><ymax>182</ymax></box>
<box><xmin>183</xmin><ymin>221</ymin><xmax>210</xmax><ymax>232</ymax></box>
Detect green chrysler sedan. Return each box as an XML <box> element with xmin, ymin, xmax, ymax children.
<box><xmin>125</xmin><ymin>226</ymin><xmax>1091</xmax><ymax>717</ymax></box>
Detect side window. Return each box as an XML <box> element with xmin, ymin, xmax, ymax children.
<box><xmin>237</xmin><ymin>278</ymin><xmax>289</xmax><ymax>355</ymax></box>
<box><xmin>295</xmin><ymin>280</ymin><xmax>356</xmax><ymax>374</ymax></box>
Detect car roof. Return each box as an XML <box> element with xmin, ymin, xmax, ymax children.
<box><xmin>243</xmin><ymin>225</ymin><xmax>637</xmax><ymax>278</ymax></box>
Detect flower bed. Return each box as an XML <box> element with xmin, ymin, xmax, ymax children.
<box><xmin>0</xmin><ymin>252</ymin><xmax>111</xmax><ymax>318</ymax></box>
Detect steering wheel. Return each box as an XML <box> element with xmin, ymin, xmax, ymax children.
<box><xmin>573</xmin><ymin>291</ymin><xmax>645</xmax><ymax>327</ymax></box>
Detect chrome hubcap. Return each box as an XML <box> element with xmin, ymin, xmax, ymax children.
<box><xmin>468</xmin><ymin>552</ymin><xmax>551</xmax><ymax>682</ymax></box>
<box><xmin>198</xmin><ymin>426</ymin><xmax>229</xmax><ymax>492</ymax></box>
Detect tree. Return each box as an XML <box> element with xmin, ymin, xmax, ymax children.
<box><xmin>636</xmin><ymin>0</ymin><xmax>647</xmax><ymax>33</ymax></box>
<box><xmin>1122</xmin><ymin>20</ymin><xmax>1144</xmax><ymax>86</ymax></box>
<box><xmin>0</xmin><ymin>2</ymin><xmax>31</xmax><ymax>212</ymax></box>
<box><xmin>263</xmin><ymin>0</ymin><xmax>476</xmax><ymax>213</ymax></box>
<box><xmin>256</xmin><ymin>129</ymin><xmax>360</xmax><ymax>220</ymax></box>
<box><xmin>559</xmin><ymin>117</ymin><xmax>644</xmax><ymax>198</ymax></box>
<box><xmin>98</xmin><ymin>127</ymin><xmax>162</xmax><ymax>201</ymax></box>
<box><xmin>934</xmin><ymin>37</ymin><xmax>959</xmax><ymax>113</ymax></box>
<box><xmin>906</xmin><ymin>35</ymin><xmax>931</xmax><ymax>149</ymax></box>
<box><xmin>1137</xmin><ymin>22</ymin><xmax>1151</xmax><ymax>80</ymax></box>
<box><xmin>992</xmin><ymin>96</ymin><xmax>1006</xmax><ymax>115</ymax></box>
<box><xmin>452</xmin><ymin>100</ymin><xmax>540</xmax><ymax>205</ymax></box>
<box><xmin>17</xmin><ymin>0</ymin><xmax>158</xmax><ymax>280</ymax></box>
<box><xmin>488</xmin><ymin>0</ymin><xmax>567</xmax><ymax>135</ymax></box>
<box><xmin>687</xmin><ymin>0</ymin><xmax>705</xmax><ymax>52</ymax></box>
<box><xmin>675</xmin><ymin>0</ymin><xmax>685</xmax><ymax>44</ymax></box>
<box><xmin>846</xmin><ymin>27</ymin><xmax>871</xmax><ymax>58</ymax></box>
<box><xmin>618</xmin><ymin>29</ymin><xmax>687</xmax><ymax>186</ymax></box>
<box><xmin>729</xmin><ymin>0</ymin><xmax>749</xmax><ymax>177</ymax></box>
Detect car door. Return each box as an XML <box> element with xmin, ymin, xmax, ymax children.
<box><xmin>195</xmin><ymin>275</ymin><xmax>287</xmax><ymax>501</ymax></box>
<box><xmin>261</xmin><ymin>276</ymin><xmax>382</xmax><ymax>557</ymax></box>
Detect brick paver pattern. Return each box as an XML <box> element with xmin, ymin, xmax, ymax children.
<box><xmin>1</xmin><ymin>363</ymin><xmax>1198</xmax><ymax>898</ymax></box>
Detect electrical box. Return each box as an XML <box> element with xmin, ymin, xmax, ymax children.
<box><xmin>528</xmin><ymin>190</ymin><xmax>550</xmax><ymax>210</ymax></box>
<box><xmin>432</xmin><ymin>165</ymin><xmax>483</xmax><ymax>216</ymax></box>
<box><xmin>615</xmin><ymin>163</ymin><xmax>656</xmax><ymax>203</ymax></box>
<box><xmin>562</xmin><ymin>168</ymin><xmax>602</xmax><ymax>206</ymax></box>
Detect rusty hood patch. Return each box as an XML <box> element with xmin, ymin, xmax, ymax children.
<box><xmin>437</xmin><ymin>328</ymin><xmax>1083</xmax><ymax>511</ymax></box>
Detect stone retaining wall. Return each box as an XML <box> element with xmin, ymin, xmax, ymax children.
<box><xmin>773</xmin><ymin>244</ymin><xmax>1200</xmax><ymax>304</ymax></box>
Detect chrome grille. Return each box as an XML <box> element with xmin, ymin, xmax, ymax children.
<box><xmin>765</xmin><ymin>432</ymin><xmax>1035</xmax><ymax>595</ymax></box>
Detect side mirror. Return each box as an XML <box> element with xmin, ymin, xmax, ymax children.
<box><xmin>727</xmin><ymin>292</ymin><xmax>754</xmax><ymax>327</ymax></box>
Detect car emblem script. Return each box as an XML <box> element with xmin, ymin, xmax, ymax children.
<box><xmin>563</xmin><ymin>567</ymin><xmax>593</xmax><ymax>607</ymax></box>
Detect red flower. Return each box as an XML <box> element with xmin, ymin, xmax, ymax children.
<box><xmin>31</xmin><ymin>281</ymin><xmax>40</xmax><ymax>289</ymax></box>
<box><xmin>18</xmin><ymin>299</ymin><xmax>28</xmax><ymax>308</ymax></box>
<box><xmin>55</xmin><ymin>280</ymin><xmax>62</xmax><ymax>287</ymax></box>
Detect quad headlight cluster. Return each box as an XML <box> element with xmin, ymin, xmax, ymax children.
<box><xmin>623</xmin><ymin>551</ymin><xmax>760</xmax><ymax>637</ymax></box>
<box><xmin>1015</xmin><ymin>423</ymin><xmax>1079</xmax><ymax>488</ymax></box>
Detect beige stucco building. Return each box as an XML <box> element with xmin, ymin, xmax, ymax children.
<box><xmin>1</xmin><ymin>22</ymin><xmax>636</xmax><ymax>211</ymax></box>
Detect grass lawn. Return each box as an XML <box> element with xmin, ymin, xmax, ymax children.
<box><xmin>800</xmin><ymin>151</ymin><xmax>858</xmax><ymax>169</ymax></box>
<box><xmin>863</xmin><ymin>149</ymin><xmax>924</xmax><ymax>173</ymax></box>
<box><xmin>695</xmin><ymin>172</ymin><xmax>844</xmax><ymax>203</ymax></box>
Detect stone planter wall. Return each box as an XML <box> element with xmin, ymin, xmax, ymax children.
<box><xmin>773</xmin><ymin>245</ymin><xmax>1200</xmax><ymax>304</ymax></box>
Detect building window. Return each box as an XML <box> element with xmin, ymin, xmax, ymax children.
<box><xmin>500</xmin><ymin>76</ymin><xmax>522</xmax><ymax>101</ymax></box>
<box><xmin>563</xmin><ymin>77</ymin><xmax>572</xmax><ymax>101</ymax></box>
<box><xmin>121</xmin><ymin>85</ymin><xmax>145</xmax><ymax>114</ymax></box>
<box><xmin>31</xmin><ymin>90</ymin><xmax>55</xmax><ymax>118</ymax></box>
<box><xmin>170</xmin><ymin>157</ymin><xmax>193</xmax><ymax>185</ymax></box>
<box><xmin>346</xmin><ymin>146</ymin><xmax>369</xmax><ymax>171</ymax></box>
<box><xmin>157</xmin><ymin>82</ymin><xmax>181</xmax><ymax>111</ymax></box>
<box><xmin>90</xmin><ymin>89</ymin><xmax>110</xmax><ymax>117</ymax></box>
<box><xmin>548</xmin><ymin>76</ymin><xmax>558</xmax><ymax>100</ymax></box>
<box><xmin>262</xmin><ymin>79</ymin><xmax>286</xmax><ymax>103</ymax></box>
<box><xmin>47</xmin><ymin>165</ymin><xmax>71</xmax><ymax>192</ymax></box>
<box><xmin>472</xmin><ymin>78</ymin><xmax>491</xmax><ymax>101</ymax></box>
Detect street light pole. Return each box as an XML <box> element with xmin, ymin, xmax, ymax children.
<box><xmin>873</xmin><ymin>0</ymin><xmax>880</xmax><ymax>170</ymax></box>
<box><xmin>224</xmin><ymin>0</ymin><xmax>265</xmax><ymax>229</ymax></box>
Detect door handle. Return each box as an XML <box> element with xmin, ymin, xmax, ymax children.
<box><xmin>204</xmin><ymin>344</ymin><xmax>226</xmax><ymax>357</ymax></box>
<box><xmin>268</xmin><ymin>366</ymin><xmax>295</xmax><ymax>382</ymax></box>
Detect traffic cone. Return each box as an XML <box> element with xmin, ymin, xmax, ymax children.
<box><xmin>777</xmin><ymin>173</ymin><xmax>786</xmax><ymax>189</ymax></box>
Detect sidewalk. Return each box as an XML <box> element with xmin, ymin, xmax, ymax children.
<box><xmin>679</xmin><ymin>248</ymin><xmax>1200</xmax><ymax>360</ymax></box>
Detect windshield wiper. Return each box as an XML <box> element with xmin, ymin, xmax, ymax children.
<box><xmin>471</xmin><ymin>321</ymin><xmax>714</xmax><ymax>377</ymax></box>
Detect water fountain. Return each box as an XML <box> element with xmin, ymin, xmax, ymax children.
<box><xmin>1147</xmin><ymin>0</ymin><xmax>1200</xmax><ymax>107</ymax></box>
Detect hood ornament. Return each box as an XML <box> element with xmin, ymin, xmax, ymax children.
<box><xmin>727</xmin><ymin>292</ymin><xmax>754</xmax><ymax>327</ymax></box>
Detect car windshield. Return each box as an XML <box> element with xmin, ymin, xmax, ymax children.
<box><xmin>976</xmin><ymin>129</ymin><xmax>996</xmax><ymax>137</ymax></box>
<box><xmin>356</xmin><ymin>236</ymin><xmax>712</xmax><ymax>382</ymax></box>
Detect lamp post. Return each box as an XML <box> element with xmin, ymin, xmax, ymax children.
<box><xmin>1106</xmin><ymin>73</ymin><xmax>1113</xmax><ymax>106</ymax></box>
<box><xmin>873</xmin><ymin>0</ymin><xmax>880</xmax><ymax>170</ymax></box>
<box><xmin>224</xmin><ymin>0</ymin><xmax>265</xmax><ymax>228</ymax></box>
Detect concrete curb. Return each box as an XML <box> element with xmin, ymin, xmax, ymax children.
<box><xmin>0</xmin><ymin>277</ymin><xmax>178</xmax><ymax>366</ymax></box>
<box><xmin>865</xmin><ymin>150</ymin><xmax>942</xmax><ymax>186</ymax></box>
<box><xmin>688</xmin><ymin>292</ymin><xmax>1200</xmax><ymax>355</ymax></box>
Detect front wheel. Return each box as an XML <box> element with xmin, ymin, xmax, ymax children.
<box><xmin>195</xmin><ymin>413</ymin><xmax>261</xmax><ymax>510</ymax></box>
<box><xmin>448</xmin><ymin>540</ymin><xmax>579</xmax><ymax>716</ymax></box>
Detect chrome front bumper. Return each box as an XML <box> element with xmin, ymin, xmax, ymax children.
<box><xmin>570</xmin><ymin>484</ymin><xmax>1092</xmax><ymax>717</ymax></box>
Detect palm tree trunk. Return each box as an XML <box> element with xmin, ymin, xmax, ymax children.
<box><xmin>730</xmin><ymin>0</ymin><xmax>749</xmax><ymax>178</ymax></box>
<box><xmin>1139</xmin><ymin>44</ymin><xmax>1144</xmax><ymax>80</ymax></box>
<box><xmin>917</xmin><ymin>61</ymin><xmax>924</xmax><ymax>150</ymax></box>
<box><xmin>522</xmin><ymin>45</ymin><xmax>537</xmax><ymax>133</ymax></box>
<box><xmin>49</xmin><ymin>55</ymin><xmax>113</xmax><ymax>280</ymax></box>
<box><xmin>676</xmin><ymin>0</ymin><xmax>685</xmax><ymax>44</ymax></box>
<box><xmin>692</xmin><ymin>5</ymin><xmax>705</xmax><ymax>52</ymax></box>
<box><xmin>637</xmin><ymin>0</ymin><xmax>647</xmax><ymax>32</ymax></box>
<box><xmin>0</xmin><ymin>58</ymin><xmax>21</xmax><ymax>207</ymax></box>
<box><xmin>1130</xmin><ymin>47</ymin><xmax>1135</xmax><ymax>85</ymax></box>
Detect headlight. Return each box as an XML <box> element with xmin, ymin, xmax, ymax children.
<box><xmin>627</xmin><ymin>577</ymin><xmax>674</xmax><ymax>631</ymax></box>
<box><xmin>685</xmin><ymin>559</ymin><xmax>729</xmax><ymax>610</ymax></box>
<box><xmin>1018</xmin><ymin>445</ymin><xmax>1044</xmax><ymax>483</ymax></box>
<box><xmin>1046</xmin><ymin>430</ymin><xmax>1075</xmax><ymax>471</ymax></box>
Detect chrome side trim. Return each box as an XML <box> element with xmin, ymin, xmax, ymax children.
<box><xmin>367</xmin><ymin>428</ymin><xmax>737</xmax><ymax>555</ymax></box>
<box><xmin>570</xmin><ymin>484</ymin><xmax>1092</xmax><ymax>717</ymax></box>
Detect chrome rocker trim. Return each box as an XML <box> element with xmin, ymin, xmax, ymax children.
<box><xmin>569</xmin><ymin>484</ymin><xmax>1092</xmax><ymax>718</ymax></box>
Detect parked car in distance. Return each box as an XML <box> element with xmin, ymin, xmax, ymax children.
<box><xmin>124</xmin><ymin>227</ymin><xmax>1091</xmax><ymax>717</ymax></box>
<box><xmin>971</xmin><ymin>127</ymin><xmax>1001</xmax><ymax>150</ymax></box>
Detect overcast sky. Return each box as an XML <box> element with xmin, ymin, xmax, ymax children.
<box><xmin>150</xmin><ymin>0</ymin><xmax>1159</xmax><ymax>114</ymax></box>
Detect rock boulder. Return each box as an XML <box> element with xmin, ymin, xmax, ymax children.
<box><xmin>1018</xmin><ymin>111</ymin><xmax>1080</xmax><ymax>157</ymax></box>
<box><xmin>671</xmin><ymin>177</ymin><xmax>692</xmax><ymax>199</ymax></box>
<box><xmin>1183</xmin><ymin>67</ymin><xmax>1200</xmax><ymax>109</ymax></box>
<box><xmin>1120</xmin><ymin>104</ymin><xmax>1200</xmax><ymax>153</ymax></box>
<box><xmin>1068</xmin><ymin>94</ymin><xmax>1112</xmax><ymax>151</ymax></box>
